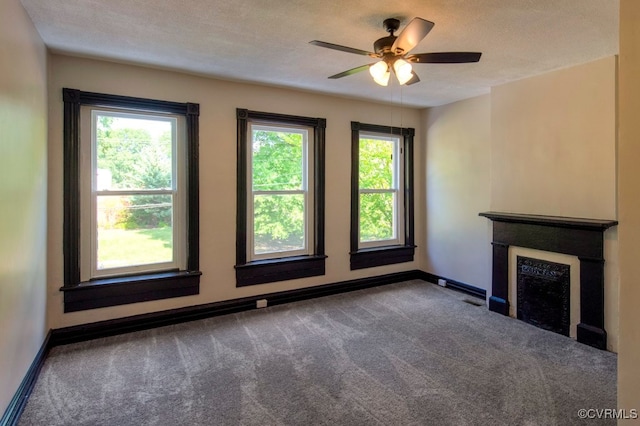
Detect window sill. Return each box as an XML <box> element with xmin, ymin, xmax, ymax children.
<box><xmin>350</xmin><ymin>245</ymin><xmax>416</xmax><ymax>270</ymax></box>
<box><xmin>235</xmin><ymin>255</ymin><xmax>327</xmax><ymax>287</ymax></box>
<box><xmin>60</xmin><ymin>270</ymin><xmax>201</xmax><ymax>313</ymax></box>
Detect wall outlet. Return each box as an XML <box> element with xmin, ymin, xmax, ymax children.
<box><xmin>256</xmin><ymin>299</ymin><xmax>268</xmax><ymax>308</ymax></box>
<box><xmin>437</xmin><ymin>278</ymin><xmax>447</xmax><ymax>287</ymax></box>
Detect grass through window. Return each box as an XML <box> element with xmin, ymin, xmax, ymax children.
<box><xmin>97</xmin><ymin>227</ymin><xmax>172</xmax><ymax>269</ymax></box>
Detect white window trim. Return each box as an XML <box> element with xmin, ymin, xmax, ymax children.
<box><xmin>358</xmin><ymin>132</ymin><xmax>404</xmax><ymax>249</ymax></box>
<box><xmin>247</xmin><ymin>122</ymin><xmax>315</xmax><ymax>261</ymax></box>
<box><xmin>79</xmin><ymin>106</ymin><xmax>186</xmax><ymax>280</ymax></box>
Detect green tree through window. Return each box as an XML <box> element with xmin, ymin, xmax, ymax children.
<box><xmin>359</xmin><ymin>137</ymin><xmax>397</xmax><ymax>242</ymax></box>
<box><xmin>349</xmin><ymin>121</ymin><xmax>414</xmax><ymax>270</ymax></box>
<box><xmin>250</xmin><ymin>126</ymin><xmax>309</xmax><ymax>256</ymax></box>
<box><xmin>93</xmin><ymin>112</ymin><xmax>176</xmax><ymax>271</ymax></box>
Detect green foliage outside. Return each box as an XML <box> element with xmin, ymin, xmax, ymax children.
<box><xmin>359</xmin><ymin>138</ymin><xmax>396</xmax><ymax>242</ymax></box>
<box><xmin>96</xmin><ymin>115</ymin><xmax>173</xmax><ymax>230</ymax></box>
<box><xmin>252</xmin><ymin>129</ymin><xmax>305</xmax><ymax>252</ymax></box>
<box><xmin>94</xmin><ymin>118</ymin><xmax>398</xmax><ymax>262</ymax></box>
<box><xmin>249</xmin><ymin>130</ymin><xmax>397</xmax><ymax>252</ymax></box>
<box><xmin>95</xmin><ymin>115</ymin><xmax>174</xmax><ymax>267</ymax></box>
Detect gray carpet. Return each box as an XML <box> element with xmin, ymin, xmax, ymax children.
<box><xmin>19</xmin><ymin>280</ymin><xmax>616</xmax><ymax>425</ymax></box>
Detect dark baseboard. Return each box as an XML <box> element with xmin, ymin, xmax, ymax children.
<box><xmin>0</xmin><ymin>331</ymin><xmax>51</xmax><ymax>426</ymax></box>
<box><xmin>419</xmin><ymin>271</ymin><xmax>487</xmax><ymax>300</ymax></box>
<box><xmin>51</xmin><ymin>270</ymin><xmax>425</xmax><ymax>346</ymax></box>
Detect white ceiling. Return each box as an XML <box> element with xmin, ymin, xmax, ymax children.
<box><xmin>20</xmin><ymin>0</ymin><xmax>619</xmax><ymax>108</ymax></box>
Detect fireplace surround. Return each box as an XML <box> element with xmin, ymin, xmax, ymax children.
<box><xmin>479</xmin><ymin>212</ymin><xmax>617</xmax><ymax>350</ymax></box>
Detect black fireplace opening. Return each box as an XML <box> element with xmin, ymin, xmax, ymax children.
<box><xmin>517</xmin><ymin>256</ymin><xmax>570</xmax><ymax>336</ymax></box>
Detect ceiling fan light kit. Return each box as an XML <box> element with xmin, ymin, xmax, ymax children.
<box><xmin>369</xmin><ymin>61</ymin><xmax>391</xmax><ymax>86</ymax></box>
<box><xmin>310</xmin><ymin>16</ymin><xmax>482</xmax><ymax>87</ymax></box>
<box><xmin>393</xmin><ymin>59</ymin><xmax>414</xmax><ymax>85</ymax></box>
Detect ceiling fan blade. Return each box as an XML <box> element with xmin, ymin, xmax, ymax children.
<box><xmin>328</xmin><ymin>63</ymin><xmax>376</xmax><ymax>79</ymax></box>
<box><xmin>310</xmin><ymin>40</ymin><xmax>378</xmax><ymax>57</ymax></box>
<box><xmin>391</xmin><ymin>18</ymin><xmax>434</xmax><ymax>54</ymax></box>
<box><xmin>406</xmin><ymin>72</ymin><xmax>420</xmax><ymax>85</ymax></box>
<box><xmin>408</xmin><ymin>52</ymin><xmax>482</xmax><ymax>63</ymax></box>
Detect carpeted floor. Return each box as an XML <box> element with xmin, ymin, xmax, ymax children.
<box><xmin>19</xmin><ymin>280</ymin><xmax>617</xmax><ymax>425</ymax></box>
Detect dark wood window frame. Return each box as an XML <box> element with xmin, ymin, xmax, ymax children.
<box><xmin>61</xmin><ymin>88</ymin><xmax>201</xmax><ymax>313</ymax></box>
<box><xmin>350</xmin><ymin>122</ymin><xmax>415</xmax><ymax>270</ymax></box>
<box><xmin>235</xmin><ymin>109</ymin><xmax>326</xmax><ymax>286</ymax></box>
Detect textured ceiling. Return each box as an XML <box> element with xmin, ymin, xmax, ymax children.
<box><xmin>20</xmin><ymin>0</ymin><xmax>619</xmax><ymax>108</ymax></box>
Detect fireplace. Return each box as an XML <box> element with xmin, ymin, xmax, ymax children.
<box><xmin>479</xmin><ymin>212</ymin><xmax>617</xmax><ymax>349</ymax></box>
<box><xmin>516</xmin><ymin>256</ymin><xmax>570</xmax><ymax>336</ymax></box>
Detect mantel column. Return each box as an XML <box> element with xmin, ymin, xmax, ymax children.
<box><xmin>577</xmin><ymin>257</ymin><xmax>607</xmax><ymax>349</ymax></box>
<box><xmin>489</xmin><ymin>242</ymin><xmax>509</xmax><ymax>315</ymax></box>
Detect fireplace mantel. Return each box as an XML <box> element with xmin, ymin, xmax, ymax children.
<box><xmin>479</xmin><ymin>211</ymin><xmax>618</xmax><ymax>350</ymax></box>
<box><xmin>479</xmin><ymin>212</ymin><xmax>617</xmax><ymax>231</ymax></box>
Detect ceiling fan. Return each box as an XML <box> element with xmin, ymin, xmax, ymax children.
<box><xmin>310</xmin><ymin>17</ymin><xmax>481</xmax><ymax>86</ymax></box>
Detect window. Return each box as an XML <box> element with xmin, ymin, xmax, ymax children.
<box><xmin>236</xmin><ymin>109</ymin><xmax>326</xmax><ymax>286</ymax></box>
<box><xmin>61</xmin><ymin>89</ymin><xmax>201</xmax><ymax>312</ymax></box>
<box><xmin>249</xmin><ymin>123</ymin><xmax>313</xmax><ymax>260</ymax></box>
<box><xmin>358</xmin><ymin>133</ymin><xmax>403</xmax><ymax>248</ymax></box>
<box><xmin>350</xmin><ymin>122</ymin><xmax>415</xmax><ymax>270</ymax></box>
<box><xmin>81</xmin><ymin>109</ymin><xmax>184</xmax><ymax>278</ymax></box>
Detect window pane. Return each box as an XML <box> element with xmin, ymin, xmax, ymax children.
<box><xmin>253</xmin><ymin>193</ymin><xmax>305</xmax><ymax>255</ymax></box>
<box><xmin>95</xmin><ymin>114</ymin><xmax>173</xmax><ymax>191</ymax></box>
<box><xmin>359</xmin><ymin>192</ymin><xmax>395</xmax><ymax>242</ymax></box>
<box><xmin>252</xmin><ymin>129</ymin><xmax>304</xmax><ymax>191</ymax></box>
<box><xmin>96</xmin><ymin>194</ymin><xmax>173</xmax><ymax>269</ymax></box>
<box><xmin>359</xmin><ymin>138</ymin><xmax>394</xmax><ymax>189</ymax></box>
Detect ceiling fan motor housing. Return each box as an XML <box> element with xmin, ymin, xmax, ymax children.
<box><xmin>374</xmin><ymin>35</ymin><xmax>397</xmax><ymax>54</ymax></box>
<box><xmin>374</xmin><ymin>18</ymin><xmax>401</xmax><ymax>54</ymax></box>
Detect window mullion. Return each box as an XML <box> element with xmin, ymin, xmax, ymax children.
<box><xmin>253</xmin><ymin>189</ymin><xmax>305</xmax><ymax>196</ymax></box>
<box><xmin>359</xmin><ymin>188</ymin><xmax>394</xmax><ymax>194</ymax></box>
<box><xmin>95</xmin><ymin>189</ymin><xmax>174</xmax><ymax>196</ymax></box>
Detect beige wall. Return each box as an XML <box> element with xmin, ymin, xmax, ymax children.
<box><xmin>491</xmin><ymin>56</ymin><xmax>617</xmax><ymax>219</ymax></box>
<box><xmin>617</xmin><ymin>0</ymin><xmax>640</xmax><ymax>415</ymax></box>
<box><xmin>47</xmin><ymin>54</ymin><xmax>424</xmax><ymax>329</ymax></box>
<box><xmin>422</xmin><ymin>57</ymin><xmax>619</xmax><ymax>351</ymax></box>
<box><xmin>0</xmin><ymin>0</ymin><xmax>48</xmax><ymax>415</ymax></box>
<box><xmin>422</xmin><ymin>94</ymin><xmax>492</xmax><ymax>291</ymax></box>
